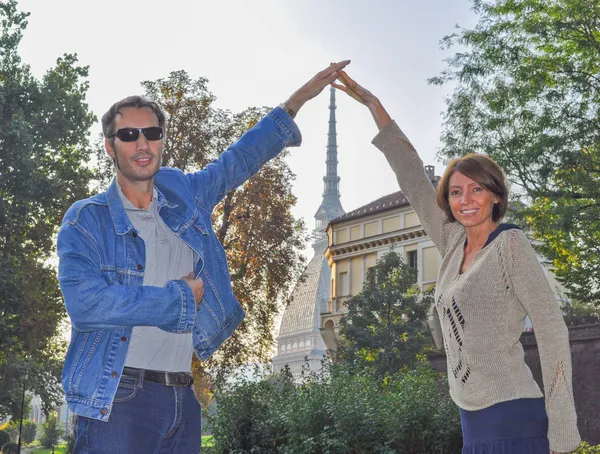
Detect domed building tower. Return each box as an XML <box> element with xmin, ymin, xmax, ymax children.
<box><xmin>272</xmin><ymin>87</ymin><xmax>345</xmax><ymax>379</ymax></box>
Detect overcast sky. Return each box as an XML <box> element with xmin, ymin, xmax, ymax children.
<box><xmin>18</xmin><ymin>0</ymin><xmax>477</xmax><ymax>260</ymax></box>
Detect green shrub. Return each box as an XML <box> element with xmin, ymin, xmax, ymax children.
<box><xmin>1</xmin><ymin>419</ymin><xmax>37</xmax><ymax>446</ymax></box>
<box><xmin>0</xmin><ymin>424</ymin><xmax>17</xmax><ymax>445</ymax></box>
<box><xmin>575</xmin><ymin>442</ymin><xmax>600</xmax><ymax>453</ymax></box>
<box><xmin>20</xmin><ymin>420</ymin><xmax>36</xmax><ymax>445</ymax></box>
<box><xmin>0</xmin><ymin>432</ymin><xmax>8</xmax><ymax>448</ymax></box>
<box><xmin>208</xmin><ymin>360</ymin><xmax>462</xmax><ymax>453</ymax></box>
<box><xmin>63</xmin><ymin>428</ymin><xmax>76</xmax><ymax>454</ymax></box>
<box><xmin>39</xmin><ymin>413</ymin><xmax>63</xmax><ymax>448</ymax></box>
<box><xmin>1</xmin><ymin>442</ymin><xmax>17</xmax><ymax>454</ymax></box>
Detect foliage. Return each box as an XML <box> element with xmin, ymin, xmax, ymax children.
<box><xmin>3</xmin><ymin>419</ymin><xmax>36</xmax><ymax>446</ymax></box>
<box><xmin>431</xmin><ymin>0</ymin><xmax>600</xmax><ymax>305</ymax></box>
<box><xmin>207</xmin><ymin>361</ymin><xmax>462</xmax><ymax>453</ymax></box>
<box><xmin>38</xmin><ymin>414</ymin><xmax>63</xmax><ymax>449</ymax></box>
<box><xmin>93</xmin><ymin>70</ymin><xmax>307</xmax><ymax>384</ymax></box>
<box><xmin>575</xmin><ymin>442</ymin><xmax>600</xmax><ymax>454</ymax></box>
<box><xmin>62</xmin><ymin>428</ymin><xmax>75</xmax><ymax>454</ymax></box>
<box><xmin>9</xmin><ymin>393</ymin><xmax>31</xmax><ymax>422</ymax></box>
<box><xmin>1</xmin><ymin>443</ymin><xmax>17</xmax><ymax>454</ymax></box>
<box><xmin>0</xmin><ymin>0</ymin><xmax>96</xmax><ymax>416</ymax></box>
<box><xmin>0</xmin><ymin>432</ymin><xmax>8</xmax><ymax>448</ymax></box>
<box><xmin>21</xmin><ymin>420</ymin><xmax>37</xmax><ymax>445</ymax></box>
<box><xmin>0</xmin><ymin>425</ymin><xmax>15</xmax><ymax>447</ymax></box>
<box><xmin>339</xmin><ymin>250</ymin><xmax>434</xmax><ymax>377</ymax></box>
<box><xmin>561</xmin><ymin>299</ymin><xmax>600</xmax><ymax>326</ymax></box>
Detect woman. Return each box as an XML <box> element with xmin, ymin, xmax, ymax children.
<box><xmin>332</xmin><ymin>71</ymin><xmax>580</xmax><ymax>453</ymax></box>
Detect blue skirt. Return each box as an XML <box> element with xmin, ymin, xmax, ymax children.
<box><xmin>460</xmin><ymin>398</ymin><xmax>550</xmax><ymax>454</ymax></box>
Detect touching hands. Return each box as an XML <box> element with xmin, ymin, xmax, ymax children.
<box><xmin>284</xmin><ymin>60</ymin><xmax>351</xmax><ymax>116</ymax></box>
<box><xmin>331</xmin><ymin>68</ymin><xmax>379</xmax><ymax>107</ymax></box>
<box><xmin>331</xmin><ymin>69</ymin><xmax>392</xmax><ymax>130</ymax></box>
<box><xmin>182</xmin><ymin>272</ymin><xmax>204</xmax><ymax>310</ymax></box>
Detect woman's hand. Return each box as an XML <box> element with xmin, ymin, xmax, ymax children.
<box><xmin>331</xmin><ymin>69</ymin><xmax>392</xmax><ymax>130</ymax></box>
<box><xmin>331</xmin><ymin>68</ymin><xmax>378</xmax><ymax>107</ymax></box>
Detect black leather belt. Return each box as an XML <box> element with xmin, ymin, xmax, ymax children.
<box><xmin>122</xmin><ymin>366</ymin><xmax>194</xmax><ymax>387</ymax></box>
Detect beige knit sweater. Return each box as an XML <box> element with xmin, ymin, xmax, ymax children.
<box><xmin>373</xmin><ymin>121</ymin><xmax>580</xmax><ymax>452</ymax></box>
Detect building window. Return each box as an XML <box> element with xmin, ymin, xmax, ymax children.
<box><xmin>339</xmin><ymin>271</ymin><xmax>349</xmax><ymax>296</ymax></box>
<box><xmin>407</xmin><ymin>250</ymin><xmax>418</xmax><ymax>283</ymax></box>
<box><xmin>407</xmin><ymin>250</ymin><xmax>418</xmax><ymax>269</ymax></box>
<box><xmin>331</xmin><ymin>278</ymin><xmax>334</xmax><ymax>298</ymax></box>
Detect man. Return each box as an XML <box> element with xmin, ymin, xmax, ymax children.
<box><xmin>57</xmin><ymin>60</ymin><xmax>350</xmax><ymax>453</ymax></box>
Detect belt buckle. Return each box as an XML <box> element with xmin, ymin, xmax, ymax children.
<box><xmin>165</xmin><ymin>372</ymin><xmax>192</xmax><ymax>386</ymax></box>
<box><xmin>165</xmin><ymin>373</ymin><xmax>178</xmax><ymax>387</ymax></box>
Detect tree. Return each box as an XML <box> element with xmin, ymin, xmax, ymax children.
<box><xmin>0</xmin><ymin>0</ymin><xmax>96</xmax><ymax>416</ymax></box>
<box><xmin>94</xmin><ymin>70</ymin><xmax>306</xmax><ymax>386</ymax></box>
<box><xmin>38</xmin><ymin>414</ymin><xmax>62</xmax><ymax>449</ymax></box>
<box><xmin>8</xmin><ymin>393</ymin><xmax>31</xmax><ymax>423</ymax></box>
<box><xmin>430</xmin><ymin>0</ymin><xmax>600</xmax><ymax>305</ymax></box>
<box><xmin>338</xmin><ymin>251</ymin><xmax>433</xmax><ymax>377</ymax></box>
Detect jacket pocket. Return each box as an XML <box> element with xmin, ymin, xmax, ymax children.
<box><xmin>65</xmin><ymin>330</ymin><xmax>105</xmax><ymax>395</ymax></box>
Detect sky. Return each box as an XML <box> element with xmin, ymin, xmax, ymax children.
<box><xmin>16</xmin><ymin>0</ymin><xmax>478</xmax><ymax>262</ymax></box>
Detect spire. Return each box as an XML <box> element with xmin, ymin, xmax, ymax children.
<box><xmin>312</xmin><ymin>87</ymin><xmax>345</xmax><ymax>254</ymax></box>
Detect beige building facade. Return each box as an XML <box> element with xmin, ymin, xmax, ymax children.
<box><xmin>321</xmin><ymin>170</ymin><xmax>444</xmax><ymax>357</ymax></box>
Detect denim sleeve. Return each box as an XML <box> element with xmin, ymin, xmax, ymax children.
<box><xmin>57</xmin><ymin>223</ymin><xmax>197</xmax><ymax>332</ymax></box>
<box><xmin>187</xmin><ymin>106</ymin><xmax>302</xmax><ymax>211</ymax></box>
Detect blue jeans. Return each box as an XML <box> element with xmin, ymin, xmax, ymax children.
<box><xmin>73</xmin><ymin>373</ymin><xmax>202</xmax><ymax>453</ymax></box>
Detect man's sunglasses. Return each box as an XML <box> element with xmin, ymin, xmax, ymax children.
<box><xmin>111</xmin><ymin>127</ymin><xmax>164</xmax><ymax>142</ymax></box>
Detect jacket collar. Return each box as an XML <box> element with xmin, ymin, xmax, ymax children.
<box><xmin>105</xmin><ymin>177</ymin><xmax>178</xmax><ymax>235</ymax></box>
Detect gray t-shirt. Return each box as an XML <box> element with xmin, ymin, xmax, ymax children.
<box><xmin>118</xmin><ymin>181</ymin><xmax>196</xmax><ymax>372</ymax></box>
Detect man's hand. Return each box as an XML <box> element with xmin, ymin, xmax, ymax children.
<box><xmin>182</xmin><ymin>272</ymin><xmax>204</xmax><ymax>311</ymax></box>
<box><xmin>284</xmin><ymin>60</ymin><xmax>351</xmax><ymax>115</ymax></box>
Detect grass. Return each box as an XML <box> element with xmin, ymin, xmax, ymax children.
<box><xmin>29</xmin><ymin>445</ymin><xmax>66</xmax><ymax>453</ymax></box>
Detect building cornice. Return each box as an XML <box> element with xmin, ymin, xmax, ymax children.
<box><xmin>325</xmin><ymin>225</ymin><xmax>427</xmax><ymax>265</ymax></box>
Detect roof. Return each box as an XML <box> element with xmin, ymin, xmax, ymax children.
<box><xmin>278</xmin><ymin>254</ymin><xmax>328</xmax><ymax>337</ymax></box>
<box><xmin>329</xmin><ymin>190</ymin><xmax>409</xmax><ymax>225</ymax></box>
<box><xmin>329</xmin><ymin>179</ymin><xmax>439</xmax><ymax>226</ymax></box>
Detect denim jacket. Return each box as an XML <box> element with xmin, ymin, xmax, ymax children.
<box><xmin>57</xmin><ymin>107</ymin><xmax>301</xmax><ymax>421</ymax></box>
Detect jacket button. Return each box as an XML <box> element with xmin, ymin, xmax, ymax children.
<box><xmin>111</xmin><ymin>371</ymin><xmax>117</xmax><ymax>378</ymax></box>
<box><xmin>100</xmin><ymin>408</ymin><xmax>108</xmax><ymax>416</ymax></box>
<box><xmin>121</xmin><ymin>336</ymin><xmax>127</xmax><ymax>342</ymax></box>
<box><xmin>137</xmin><ymin>264</ymin><xmax>143</xmax><ymax>270</ymax></box>
<box><xmin>132</xmin><ymin>232</ymin><xmax>138</xmax><ymax>238</ymax></box>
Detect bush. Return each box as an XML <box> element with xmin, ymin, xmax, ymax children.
<box><xmin>0</xmin><ymin>424</ymin><xmax>16</xmax><ymax>446</ymax></box>
<box><xmin>576</xmin><ymin>442</ymin><xmax>600</xmax><ymax>454</ymax></box>
<box><xmin>20</xmin><ymin>420</ymin><xmax>36</xmax><ymax>445</ymax></box>
<box><xmin>208</xmin><ymin>360</ymin><xmax>462</xmax><ymax>453</ymax></box>
<box><xmin>0</xmin><ymin>432</ymin><xmax>8</xmax><ymax>449</ymax></box>
<box><xmin>1</xmin><ymin>419</ymin><xmax>36</xmax><ymax>446</ymax></box>
<box><xmin>64</xmin><ymin>427</ymin><xmax>76</xmax><ymax>454</ymax></box>
<box><xmin>1</xmin><ymin>442</ymin><xmax>17</xmax><ymax>454</ymax></box>
<box><xmin>38</xmin><ymin>413</ymin><xmax>63</xmax><ymax>448</ymax></box>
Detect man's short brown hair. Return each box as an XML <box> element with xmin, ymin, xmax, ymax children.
<box><xmin>436</xmin><ymin>154</ymin><xmax>509</xmax><ymax>223</ymax></box>
<box><xmin>101</xmin><ymin>96</ymin><xmax>166</xmax><ymax>143</ymax></box>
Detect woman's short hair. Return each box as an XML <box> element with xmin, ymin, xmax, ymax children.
<box><xmin>436</xmin><ymin>153</ymin><xmax>509</xmax><ymax>223</ymax></box>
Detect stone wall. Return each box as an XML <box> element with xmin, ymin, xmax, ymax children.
<box><xmin>428</xmin><ymin>323</ymin><xmax>600</xmax><ymax>444</ymax></box>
